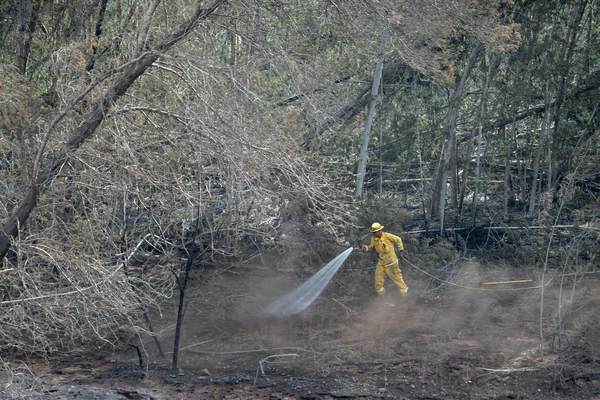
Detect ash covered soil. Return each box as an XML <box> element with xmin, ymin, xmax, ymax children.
<box><xmin>10</xmin><ymin>252</ymin><xmax>600</xmax><ymax>399</ymax></box>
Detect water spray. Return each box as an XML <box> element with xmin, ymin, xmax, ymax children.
<box><xmin>264</xmin><ymin>247</ymin><xmax>355</xmax><ymax>317</ymax></box>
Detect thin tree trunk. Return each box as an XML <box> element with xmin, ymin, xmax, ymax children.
<box><xmin>171</xmin><ymin>237</ymin><xmax>195</xmax><ymax>373</ymax></box>
<box><xmin>144</xmin><ymin>311</ymin><xmax>164</xmax><ymax>357</ymax></box>
<box><xmin>471</xmin><ymin>123</ymin><xmax>485</xmax><ymax>228</ymax></box>
<box><xmin>471</xmin><ymin>50</ymin><xmax>499</xmax><ymax>228</ymax></box>
<box><xmin>457</xmin><ymin>128</ymin><xmax>473</xmax><ymax>220</ymax></box>
<box><xmin>529</xmin><ymin>126</ymin><xmax>542</xmax><ymax>218</ymax></box>
<box><xmin>228</xmin><ymin>24</ymin><xmax>237</xmax><ymax>66</ymax></box>
<box><xmin>414</xmin><ymin>76</ymin><xmax>428</xmax><ymax>222</ymax></box>
<box><xmin>136</xmin><ymin>0</ymin><xmax>162</xmax><ymax>57</ymax></box>
<box><xmin>0</xmin><ymin>0</ymin><xmax>227</xmax><ymax>263</ymax></box>
<box><xmin>172</xmin><ymin>166</ymin><xmax>206</xmax><ymax>372</ymax></box>
<box><xmin>518</xmin><ymin>149</ymin><xmax>525</xmax><ymax>204</ymax></box>
<box><xmin>529</xmin><ymin>83</ymin><xmax>552</xmax><ymax>218</ymax></box>
<box><xmin>356</xmin><ymin>31</ymin><xmax>388</xmax><ymax>198</ymax></box>
<box><xmin>450</xmin><ymin>134</ymin><xmax>458</xmax><ymax>208</ymax></box>
<box><xmin>429</xmin><ymin>139</ymin><xmax>445</xmax><ymax>217</ymax></box>
<box><xmin>547</xmin><ymin>116</ymin><xmax>553</xmax><ymax>194</ymax></box>
<box><xmin>438</xmin><ymin>40</ymin><xmax>482</xmax><ymax>232</ymax></box>
<box><xmin>17</xmin><ymin>0</ymin><xmax>42</xmax><ymax>76</ymax></box>
<box><xmin>82</xmin><ymin>0</ymin><xmax>110</xmax><ymax>109</ymax></box>
<box><xmin>497</xmin><ymin>91</ymin><xmax>508</xmax><ymax>217</ymax></box>
<box><xmin>504</xmin><ymin>105</ymin><xmax>518</xmax><ymax>219</ymax></box>
<box><xmin>379</xmin><ymin>79</ymin><xmax>384</xmax><ymax>198</ymax></box>
<box><xmin>502</xmin><ymin>123</ymin><xmax>508</xmax><ymax>218</ymax></box>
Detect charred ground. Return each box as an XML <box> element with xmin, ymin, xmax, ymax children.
<box><xmin>6</xmin><ymin>236</ymin><xmax>600</xmax><ymax>400</ymax></box>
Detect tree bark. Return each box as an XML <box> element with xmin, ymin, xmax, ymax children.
<box><xmin>529</xmin><ymin>84</ymin><xmax>552</xmax><ymax>218</ymax></box>
<box><xmin>450</xmin><ymin>133</ymin><xmax>458</xmax><ymax>208</ymax></box>
<box><xmin>0</xmin><ymin>0</ymin><xmax>227</xmax><ymax>263</ymax></box>
<box><xmin>457</xmin><ymin>127</ymin><xmax>474</xmax><ymax>221</ymax></box>
<box><xmin>429</xmin><ymin>139</ymin><xmax>445</xmax><ymax>218</ymax></box>
<box><xmin>171</xmin><ymin>240</ymin><xmax>195</xmax><ymax>373</ymax></box>
<box><xmin>413</xmin><ymin>71</ymin><xmax>429</xmax><ymax>222</ymax></box>
<box><xmin>471</xmin><ymin>123</ymin><xmax>485</xmax><ymax>227</ymax></box>
<box><xmin>136</xmin><ymin>0</ymin><xmax>162</xmax><ymax>57</ymax></box>
<box><xmin>471</xmin><ymin>50</ymin><xmax>499</xmax><ymax>228</ymax></box>
<box><xmin>355</xmin><ymin>31</ymin><xmax>388</xmax><ymax>198</ymax></box>
<box><xmin>85</xmin><ymin>0</ymin><xmax>110</xmax><ymax>78</ymax></box>
<box><xmin>504</xmin><ymin>103</ymin><xmax>518</xmax><ymax>219</ymax></box>
<box><xmin>17</xmin><ymin>0</ymin><xmax>42</xmax><ymax>76</ymax></box>
<box><xmin>438</xmin><ymin>40</ymin><xmax>482</xmax><ymax>232</ymax></box>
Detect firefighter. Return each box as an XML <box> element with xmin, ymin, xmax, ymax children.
<box><xmin>355</xmin><ymin>222</ymin><xmax>408</xmax><ymax>297</ymax></box>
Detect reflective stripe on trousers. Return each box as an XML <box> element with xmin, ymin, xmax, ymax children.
<box><xmin>378</xmin><ymin>259</ymin><xmax>398</xmax><ymax>268</ymax></box>
<box><xmin>374</xmin><ymin>259</ymin><xmax>408</xmax><ymax>293</ymax></box>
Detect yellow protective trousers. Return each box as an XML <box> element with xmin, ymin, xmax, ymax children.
<box><xmin>374</xmin><ymin>260</ymin><xmax>408</xmax><ymax>296</ymax></box>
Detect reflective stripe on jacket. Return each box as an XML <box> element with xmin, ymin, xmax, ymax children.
<box><xmin>360</xmin><ymin>232</ymin><xmax>403</xmax><ymax>267</ymax></box>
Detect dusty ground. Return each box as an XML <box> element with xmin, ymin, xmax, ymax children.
<box><xmin>6</xmin><ymin>250</ymin><xmax>600</xmax><ymax>399</ymax></box>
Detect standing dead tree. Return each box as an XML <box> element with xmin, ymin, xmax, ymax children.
<box><xmin>355</xmin><ymin>31</ymin><xmax>388</xmax><ymax>198</ymax></box>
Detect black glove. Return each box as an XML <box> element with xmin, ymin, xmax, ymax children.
<box><xmin>354</xmin><ymin>238</ymin><xmax>361</xmax><ymax>249</ymax></box>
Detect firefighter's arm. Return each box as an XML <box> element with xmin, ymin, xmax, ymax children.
<box><xmin>357</xmin><ymin>239</ymin><xmax>372</xmax><ymax>252</ymax></box>
<box><xmin>393</xmin><ymin>234</ymin><xmax>404</xmax><ymax>254</ymax></box>
<box><xmin>397</xmin><ymin>239</ymin><xmax>404</xmax><ymax>252</ymax></box>
<box><xmin>388</xmin><ymin>233</ymin><xmax>403</xmax><ymax>248</ymax></box>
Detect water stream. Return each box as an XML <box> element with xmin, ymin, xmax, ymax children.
<box><xmin>264</xmin><ymin>247</ymin><xmax>354</xmax><ymax>317</ymax></box>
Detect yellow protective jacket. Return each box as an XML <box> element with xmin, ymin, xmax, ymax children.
<box><xmin>360</xmin><ymin>232</ymin><xmax>404</xmax><ymax>267</ymax></box>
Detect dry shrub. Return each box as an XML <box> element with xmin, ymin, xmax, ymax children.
<box><xmin>354</xmin><ymin>194</ymin><xmax>414</xmax><ymax>235</ymax></box>
<box><xmin>420</xmin><ymin>238</ymin><xmax>457</xmax><ymax>265</ymax></box>
<box><xmin>0</xmin><ymin>355</ymin><xmax>43</xmax><ymax>399</ymax></box>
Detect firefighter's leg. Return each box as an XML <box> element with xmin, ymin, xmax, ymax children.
<box><xmin>374</xmin><ymin>264</ymin><xmax>386</xmax><ymax>295</ymax></box>
<box><xmin>386</xmin><ymin>263</ymin><xmax>408</xmax><ymax>296</ymax></box>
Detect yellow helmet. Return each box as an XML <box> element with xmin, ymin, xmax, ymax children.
<box><xmin>370</xmin><ymin>222</ymin><xmax>384</xmax><ymax>232</ymax></box>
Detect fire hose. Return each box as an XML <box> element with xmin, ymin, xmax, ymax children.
<box><xmin>401</xmin><ymin>256</ymin><xmax>551</xmax><ymax>292</ymax></box>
